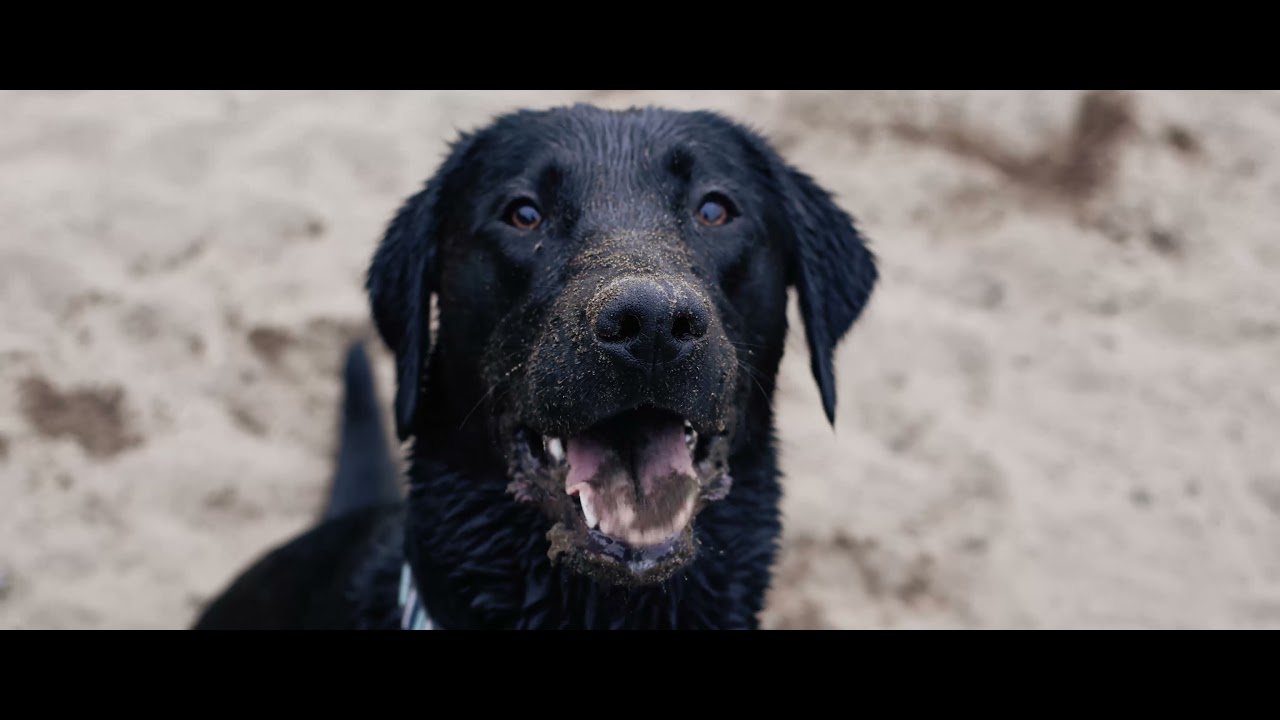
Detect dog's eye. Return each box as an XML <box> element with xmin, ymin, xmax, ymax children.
<box><xmin>507</xmin><ymin>201</ymin><xmax>543</xmax><ymax>231</ymax></box>
<box><xmin>695</xmin><ymin>195</ymin><xmax>734</xmax><ymax>227</ymax></box>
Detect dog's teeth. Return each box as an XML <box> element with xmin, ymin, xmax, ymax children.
<box><xmin>580</xmin><ymin>494</ymin><xmax>599</xmax><ymax>529</ymax></box>
<box><xmin>545</xmin><ymin>437</ymin><xmax>565</xmax><ymax>464</ymax></box>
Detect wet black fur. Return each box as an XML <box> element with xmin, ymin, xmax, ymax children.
<box><xmin>193</xmin><ymin>104</ymin><xmax>877</xmax><ymax>630</ymax></box>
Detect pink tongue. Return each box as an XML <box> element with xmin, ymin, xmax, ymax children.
<box><xmin>564</xmin><ymin>422</ymin><xmax>694</xmax><ymax>497</ymax></box>
<box><xmin>565</xmin><ymin>437</ymin><xmax>607</xmax><ymax>491</ymax></box>
<box><xmin>633</xmin><ymin>422</ymin><xmax>695</xmax><ymax>497</ymax></box>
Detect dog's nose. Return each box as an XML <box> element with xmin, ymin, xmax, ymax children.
<box><xmin>592</xmin><ymin>278</ymin><xmax>709</xmax><ymax>370</ymax></box>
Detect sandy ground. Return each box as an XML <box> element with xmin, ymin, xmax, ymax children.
<box><xmin>2</xmin><ymin>90</ymin><xmax>1278</xmax><ymax>630</ymax></box>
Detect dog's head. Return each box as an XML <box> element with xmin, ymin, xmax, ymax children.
<box><xmin>369</xmin><ymin>105</ymin><xmax>877</xmax><ymax>586</ymax></box>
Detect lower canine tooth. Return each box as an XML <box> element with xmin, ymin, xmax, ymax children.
<box><xmin>546</xmin><ymin>437</ymin><xmax>565</xmax><ymax>464</ymax></box>
<box><xmin>580</xmin><ymin>495</ymin><xmax>599</xmax><ymax>529</ymax></box>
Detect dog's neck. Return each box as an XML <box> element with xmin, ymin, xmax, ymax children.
<box><xmin>397</xmin><ymin>426</ymin><xmax>782</xmax><ymax>630</ymax></box>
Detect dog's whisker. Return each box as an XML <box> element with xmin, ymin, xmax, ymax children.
<box><xmin>736</xmin><ymin>359</ymin><xmax>774</xmax><ymax>412</ymax></box>
<box><xmin>458</xmin><ymin>382</ymin><xmax>503</xmax><ymax>431</ymax></box>
<box><xmin>458</xmin><ymin>361</ymin><xmax>526</xmax><ymax>432</ymax></box>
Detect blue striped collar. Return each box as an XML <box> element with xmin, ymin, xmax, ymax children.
<box><xmin>397</xmin><ymin>563</ymin><xmax>437</xmax><ymax>630</ymax></box>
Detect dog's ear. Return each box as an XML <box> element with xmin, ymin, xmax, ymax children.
<box><xmin>367</xmin><ymin>132</ymin><xmax>477</xmax><ymax>441</ymax></box>
<box><xmin>775</xmin><ymin>163</ymin><xmax>879</xmax><ymax>427</ymax></box>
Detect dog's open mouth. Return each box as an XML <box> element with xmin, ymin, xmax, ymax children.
<box><xmin>505</xmin><ymin>406</ymin><xmax>732</xmax><ymax>585</ymax></box>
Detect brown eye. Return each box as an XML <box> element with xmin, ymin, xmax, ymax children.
<box><xmin>695</xmin><ymin>196</ymin><xmax>732</xmax><ymax>226</ymax></box>
<box><xmin>508</xmin><ymin>201</ymin><xmax>542</xmax><ymax>230</ymax></box>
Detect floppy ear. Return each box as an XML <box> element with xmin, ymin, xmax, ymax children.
<box><xmin>777</xmin><ymin>165</ymin><xmax>879</xmax><ymax>427</ymax></box>
<box><xmin>367</xmin><ymin>133</ymin><xmax>476</xmax><ymax>441</ymax></box>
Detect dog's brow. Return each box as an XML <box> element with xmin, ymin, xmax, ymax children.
<box><xmin>536</xmin><ymin>163</ymin><xmax>564</xmax><ymax>199</ymax></box>
<box><xmin>667</xmin><ymin>146</ymin><xmax>695</xmax><ymax>179</ymax></box>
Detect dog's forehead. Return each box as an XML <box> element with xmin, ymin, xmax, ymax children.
<box><xmin>474</xmin><ymin>106</ymin><xmax>753</xmax><ymax>188</ymax></box>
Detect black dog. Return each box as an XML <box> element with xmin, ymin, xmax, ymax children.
<box><xmin>193</xmin><ymin>104</ymin><xmax>877</xmax><ymax>630</ymax></box>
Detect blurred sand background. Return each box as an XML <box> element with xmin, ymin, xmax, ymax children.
<box><xmin>1</xmin><ymin>90</ymin><xmax>1278</xmax><ymax>629</ymax></box>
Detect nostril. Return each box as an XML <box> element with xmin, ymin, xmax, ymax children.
<box><xmin>618</xmin><ymin>313</ymin><xmax>642</xmax><ymax>341</ymax></box>
<box><xmin>671</xmin><ymin>305</ymin><xmax>708</xmax><ymax>343</ymax></box>
<box><xmin>598</xmin><ymin>310</ymin><xmax>643</xmax><ymax>343</ymax></box>
<box><xmin>671</xmin><ymin>315</ymin><xmax>694</xmax><ymax>342</ymax></box>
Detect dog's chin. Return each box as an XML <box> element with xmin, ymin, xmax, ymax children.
<box><xmin>503</xmin><ymin>405</ymin><xmax>733</xmax><ymax>587</ymax></box>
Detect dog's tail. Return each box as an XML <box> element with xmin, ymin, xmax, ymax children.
<box><xmin>323</xmin><ymin>340</ymin><xmax>402</xmax><ymax>521</ymax></box>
